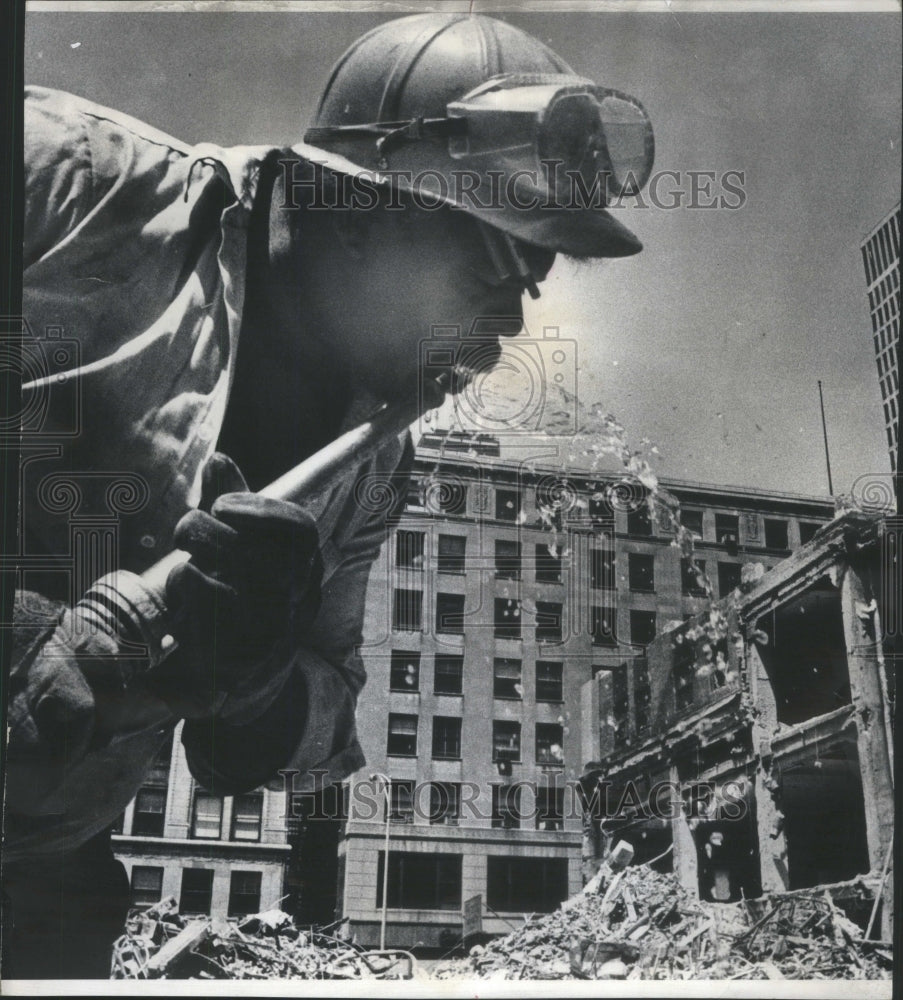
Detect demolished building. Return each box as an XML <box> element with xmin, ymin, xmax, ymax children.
<box><xmin>580</xmin><ymin>511</ymin><xmax>895</xmax><ymax>940</ymax></box>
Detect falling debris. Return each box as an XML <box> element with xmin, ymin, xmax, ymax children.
<box><xmin>432</xmin><ymin>862</ymin><xmax>892</xmax><ymax>982</ymax></box>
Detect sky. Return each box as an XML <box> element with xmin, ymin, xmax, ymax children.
<box><xmin>22</xmin><ymin>3</ymin><xmax>901</xmax><ymax>498</ymax></box>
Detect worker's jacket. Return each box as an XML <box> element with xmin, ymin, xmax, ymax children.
<box><xmin>6</xmin><ymin>86</ymin><xmax>412</xmax><ymax>860</ymax></box>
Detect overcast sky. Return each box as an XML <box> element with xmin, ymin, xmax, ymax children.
<box><xmin>23</xmin><ymin>5</ymin><xmax>901</xmax><ymax>498</ymax></box>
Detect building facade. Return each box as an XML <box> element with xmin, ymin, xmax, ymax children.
<box><xmin>580</xmin><ymin>511</ymin><xmax>895</xmax><ymax>938</ymax></box>
<box><xmin>861</xmin><ymin>202</ymin><xmax>900</xmax><ymax>472</ymax></box>
<box><xmin>112</xmin><ymin>722</ymin><xmax>291</xmax><ymax>920</ymax></box>
<box><xmin>337</xmin><ymin>431</ymin><xmax>835</xmax><ymax>948</ymax></box>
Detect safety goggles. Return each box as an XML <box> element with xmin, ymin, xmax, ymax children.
<box><xmin>304</xmin><ymin>73</ymin><xmax>654</xmax><ymax>202</ymax></box>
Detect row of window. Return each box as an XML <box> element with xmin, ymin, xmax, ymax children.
<box><xmin>392</xmin><ymin>558</ymin><xmax>764</xmax><ymax>639</ymax></box>
<box><xmin>394</xmin><ymin>591</ymin><xmax>630</xmax><ymax>644</ymax></box>
<box><xmin>400</xmin><ymin>505</ymin><xmax>814</xmax><ymax>550</ymax></box>
<box><xmin>387</xmin><ymin>714</ymin><xmax>563</xmax><ymax>765</ymax></box>
<box><xmin>130</xmin><ymin>866</ymin><xmax>261</xmax><ymax>917</ymax></box>
<box><xmin>129</xmin><ymin>787</ymin><xmax>263</xmax><ymax>841</ymax></box>
<box><xmin>390</xmin><ymin>651</ymin><xmax>565</xmax><ymax>701</ymax></box>
<box><xmin>380</xmin><ymin>780</ymin><xmax>565</xmax><ymax>830</ymax></box>
<box><xmin>375</xmin><ymin>852</ymin><xmax>569</xmax><ymax>914</ymax></box>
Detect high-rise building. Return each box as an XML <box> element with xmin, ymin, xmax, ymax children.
<box><xmin>337</xmin><ymin>431</ymin><xmax>835</xmax><ymax>949</ymax></box>
<box><xmin>861</xmin><ymin>203</ymin><xmax>900</xmax><ymax>472</ymax></box>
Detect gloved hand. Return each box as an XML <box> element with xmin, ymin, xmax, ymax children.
<box><xmin>154</xmin><ymin>453</ymin><xmax>323</xmax><ymax>719</ymax></box>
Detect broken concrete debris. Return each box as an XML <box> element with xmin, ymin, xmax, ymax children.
<box><xmin>111</xmin><ymin>898</ymin><xmax>416</xmax><ymax>980</ymax></box>
<box><xmin>112</xmin><ymin>857</ymin><xmax>891</xmax><ymax>981</ymax></box>
<box><xmin>433</xmin><ymin>861</ymin><xmax>892</xmax><ymax>981</ymax></box>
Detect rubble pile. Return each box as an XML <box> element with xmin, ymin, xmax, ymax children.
<box><xmin>111</xmin><ymin>898</ymin><xmax>415</xmax><ymax>980</ymax></box>
<box><xmin>434</xmin><ymin>864</ymin><xmax>892</xmax><ymax>981</ymax></box>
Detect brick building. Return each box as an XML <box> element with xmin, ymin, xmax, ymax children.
<box><xmin>112</xmin><ymin>722</ymin><xmax>290</xmax><ymax>920</ymax></box>
<box><xmin>337</xmin><ymin>431</ymin><xmax>835</xmax><ymax>948</ymax></box>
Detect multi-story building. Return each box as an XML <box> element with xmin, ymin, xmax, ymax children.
<box><xmin>861</xmin><ymin>202</ymin><xmax>900</xmax><ymax>472</ymax></box>
<box><xmin>112</xmin><ymin>722</ymin><xmax>291</xmax><ymax>920</ymax></box>
<box><xmin>580</xmin><ymin>511</ymin><xmax>895</xmax><ymax>939</ymax></box>
<box><xmin>337</xmin><ymin>430</ymin><xmax>835</xmax><ymax>949</ymax></box>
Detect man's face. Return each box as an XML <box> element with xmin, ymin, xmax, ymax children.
<box><xmin>313</xmin><ymin>202</ymin><xmax>555</xmax><ymax>406</ymax></box>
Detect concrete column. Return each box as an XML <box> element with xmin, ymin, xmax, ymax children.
<box><xmin>841</xmin><ymin>567</ymin><xmax>895</xmax><ymax>867</ymax></box>
<box><xmin>752</xmin><ymin>759</ymin><xmax>789</xmax><ymax>892</ymax></box>
<box><xmin>669</xmin><ymin>765</ymin><xmax>698</xmax><ymax>896</ymax></box>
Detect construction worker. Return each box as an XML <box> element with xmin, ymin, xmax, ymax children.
<box><xmin>2</xmin><ymin>13</ymin><xmax>653</xmax><ymax>978</ymax></box>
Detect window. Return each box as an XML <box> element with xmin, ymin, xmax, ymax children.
<box><xmin>228</xmin><ymin>871</ymin><xmax>262</xmax><ymax>917</ymax></box>
<box><xmin>180</xmin><ymin>868</ymin><xmax>214</xmax><ymax>915</ymax></box>
<box><xmin>486</xmin><ymin>857</ymin><xmax>568</xmax><ymax>913</ymax></box>
<box><xmin>717</xmin><ymin>562</ymin><xmax>742</xmax><ymax>598</ymax></box>
<box><xmin>591</xmin><ymin>605</ymin><xmax>617</xmax><ymax>647</ymax></box>
<box><xmin>432</xmin><ymin>716</ymin><xmax>462</xmax><ymax>759</ymax></box>
<box><xmin>536</xmin><ymin>723</ymin><xmax>564</xmax><ymax>765</ymax></box>
<box><xmin>390</xmin><ymin>650</ymin><xmax>420</xmax><ymax>692</ymax></box>
<box><xmin>495</xmin><ymin>488</ymin><xmax>520</xmax><ymax>522</ymax></box>
<box><xmin>589</xmin><ymin>492</ymin><xmax>615</xmax><ymax>526</ymax></box>
<box><xmin>681</xmin><ymin>557</ymin><xmax>707</xmax><ymax>596</ymax></box>
<box><xmin>493</xmin><ymin>657</ymin><xmax>522</xmax><ymax>699</ymax></box>
<box><xmin>535</xmin><ymin>601</ymin><xmax>563</xmax><ymax>643</ymax></box>
<box><xmin>388</xmin><ymin>779</ymin><xmax>415</xmax><ymax>823</ymax></box>
<box><xmin>535</xmin><ymin>543</ymin><xmax>562</xmax><ymax>584</ymax></box>
<box><xmin>536</xmin><ymin>787</ymin><xmax>564</xmax><ymax>831</ymax></box>
<box><xmin>436</xmin><ymin>592</ymin><xmax>466</xmax><ymax>634</ymax></box>
<box><xmin>764</xmin><ymin>518</ymin><xmax>789</xmax><ymax>551</ymax></box>
<box><xmin>395</xmin><ymin>530</ymin><xmax>424</xmax><ymax>570</ymax></box>
<box><xmin>494</xmin><ymin>597</ymin><xmax>521</xmax><ymax>640</ymax></box>
<box><xmin>627</xmin><ymin>503</ymin><xmax>653</xmax><ymax>537</ymax></box>
<box><xmin>680</xmin><ymin>509</ymin><xmax>704</xmax><ymax>539</ymax></box>
<box><xmin>192</xmin><ymin>792</ymin><xmax>223</xmax><ymax>839</ymax></box>
<box><xmin>428</xmin><ymin>782</ymin><xmax>461</xmax><ymax>825</ymax></box>
<box><xmin>634</xmin><ymin>658</ymin><xmax>652</xmax><ymax>732</ymax></box>
<box><xmin>132</xmin><ymin>786</ymin><xmax>166</xmax><ymax>837</ymax></box>
<box><xmin>799</xmin><ymin>521</ymin><xmax>821</xmax><ymax>545</ymax></box>
<box><xmin>628</xmin><ymin>553</ymin><xmax>655</xmax><ymax>592</ymax></box>
<box><xmin>590</xmin><ymin>545</ymin><xmax>616</xmax><ymax>590</ymax></box>
<box><xmin>492</xmin><ymin>721</ymin><xmax>521</xmax><ymax>762</ymax></box>
<box><xmin>130</xmin><ymin>866</ymin><xmax>163</xmax><ymax>908</ymax></box>
<box><xmin>230</xmin><ymin>793</ymin><xmax>263</xmax><ymax>842</ymax></box>
<box><xmin>491</xmin><ymin>784</ymin><xmax>523</xmax><ymax>829</ymax></box>
<box><xmin>495</xmin><ymin>539</ymin><xmax>521</xmax><ymax>580</ymax></box>
<box><xmin>535</xmin><ymin>661</ymin><xmax>563</xmax><ymax>702</ymax></box>
<box><xmin>630</xmin><ymin>609</ymin><xmax>657</xmax><ymax>648</ymax></box>
<box><xmin>434</xmin><ymin>655</ymin><xmax>463</xmax><ymax>695</ymax></box>
<box><xmin>715</xmin><ymin>513</ymin><xmax>739</xmax><ymax>547</ymax></box>
<box><xmin>438</xmin><ymin>534</ymin><xmax>466</xmax><ymax>574</ymax></box>
<box><xmin>387</xmin><ymin>714</ymin><xmax>418</xmax><ymax>756</ymax></box>
<box><xmin>148</xmin><ymin>736</ymin><xmax>173</xmax><ymax>783</ymax></box>
<box><xmin>376</xmin><ymin>851</ymin><xmax>462</xmax><ymax>910</ymax></box>
<box><xmin>393</xmin><ymin>588</ymin><xmax>422</xmax><ymax>631</ymax></box>
<box><xmin>610</xmin><ymin>663</ymin><xmax>630</xmax><ymax>747</ymax></box>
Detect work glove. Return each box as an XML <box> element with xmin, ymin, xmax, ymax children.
<box><xmin>153</xmin><ymin>452</ymin><xmax>323</xmax><ymax>720</ymax></box>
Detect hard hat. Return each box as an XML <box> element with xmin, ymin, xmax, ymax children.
<box><xmin>301</xmin><ymin>14</ymin><xmax>653</xmax><ymax>258</ymax></box>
